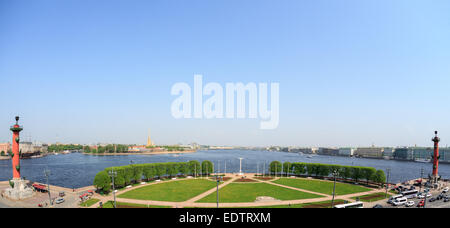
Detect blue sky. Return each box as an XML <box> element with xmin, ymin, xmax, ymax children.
<box><xmin>1</xmin><ymin>0</ymin><xmax>449</xmax><ymax>147</ymax></box>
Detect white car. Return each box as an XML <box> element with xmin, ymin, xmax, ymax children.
<box><xmin>55</xmin><ymin>198</ymin><xmax>65</xmax><ymax>204</ymax></box>
<box><xmin>405</xmin><ymin>201</ymin><xmax>415</xmax><ymax>207</ymax></box>
<box><xmin>393</xmin><ymin>197</ymin><xmax>408</xmax><ymax>206</ymax></box>
<box><xmin>443</xmin><ymin>187</ymin><xmax>449</xmax><ymax>193</ymax></box>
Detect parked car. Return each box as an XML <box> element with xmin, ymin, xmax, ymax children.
<box><xmin>55</xmin><ymin>198</ymin><xmax>65</xmax><ymax>204</ymax></box>
<box><xmin>388</xmin><ymin>195</ymin><xmax>404</xmax><ymax>204</ymax></box>
<box><xmin>59</xmin><ymin>191</ymin><xmax>65</xmax><ymax>197</ymax></box>
<box><xmin>444</xmin><ymin>197</ymin><xmax>449</xmax><ymax>203</ymax></box>
<box><xmin>393</xmin><ymin>197</ymin><xmax>408</xmax><ymax>206</ymax></box>
<box><xmin>405</xmin><ymin>201</ymin><xmax>415</xmax><ymax>207</ymax></box>
<box><xmin>372</xmin><ymin>204</ymin><xmax>383</xmax><ymax>208</ymax></box>
<box><xmin>429</xmin><ymin>197</ymin><xmax>436</xmax><ymax>202</ymax></box>
<box><xmin>417</xmin><ymin>200</ymin><xmax>425</xmax><ymax>208</ymax></box>
<box><xmin>442</xmin><ymin>187</ymin><xmax>449</xmax><ymax>193</ymax></box>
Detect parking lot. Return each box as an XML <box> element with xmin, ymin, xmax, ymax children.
<box><xmin>372</xmin><ymin>184</ymin><xmax>450</xmax><ymax>208</ymax></box>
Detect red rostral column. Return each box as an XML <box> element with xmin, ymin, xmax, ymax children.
<box><xmin>10</xmin><ymin>116</ymin><xmax>23</xmax><ymax>180</ymax></box>
<box><xmin>432</xmin><ymin>131</ymin><xmax>440</xmax><ymax>180</ymax></box>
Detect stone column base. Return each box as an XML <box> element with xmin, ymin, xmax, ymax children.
<box><xmin>4</xmin><ymin>179</ymin><xmax>34</xmax><ymax>200</ymax></box>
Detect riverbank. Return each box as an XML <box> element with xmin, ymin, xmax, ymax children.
<box><xmin>82</xmin><ymin>150</ymin><xmax>196</xmax><ymax>156</ymax></box>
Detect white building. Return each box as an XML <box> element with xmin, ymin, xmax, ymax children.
<box><xmin>338</xmin><ymin>148</ymin><xmax>355</xmax><ymax>157</ymax></box>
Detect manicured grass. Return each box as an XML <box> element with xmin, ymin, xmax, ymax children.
<box><xmin>101</xmin><ymin>201</ymin><xmax>171</xmax><ymax>208</ymax></box>
<box><xmin>352</xmin><ymin>192</ymin><xmax>389</xmax><ymax>202</ymax></box>
<box><xmin>196</xmin><ymin>183</ymin><xmax>323</xmax><ymax>203</ymax></box>
<box><xmin>118</xmin><ymin>179</ymin><xmax>218</xmax><ymax>202</ymax></box>
<box><xmin>80</xmin><ymin>198</ymin><xmax>100</xmax><ymax>207</ymax></box>
<box><xmin>248</xmin><ymin>199</ymin><xmax>347</xmax><ymax>208</ymax></box>
<box><xmin>273</xmin><ymin>178</ymin><xmax>372</xmax><ymax>196</ymax></box>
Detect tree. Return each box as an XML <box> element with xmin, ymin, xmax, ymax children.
<box><xmin>362</xmin><ymin>167</ymin><xmax>376</xmax><ymax>185</ymax></box>
<box><xmin>83</xmin><ymin>146</ymin><xmax>91</xmax><ymax>153</ymax></box>
<box><xmin>269</xmin><ymin>161</ymin><xmax>282</xmax><ymax>175</ymax></box>
<box><xmin>201</xmin><ymin>160</ymin><xmax>214</xmax><ymax>176</ymax></box>
<box><xmin>93</xmin><ymin>171</ymin><xmax>111</xmax><ymax>193</ymax></box>
<box><xmin>283</xmin><ymin>162</ymin><xmax>292</xmax><ymax>176</ymax></box>
<box><xmin>292</xmin><ymin>163</ymin><xmax>306</xmax><ymax>175</ymax></box>
<box><xmin>167</xmin><ymin>163</ymin><xmax>179</xmax><ymax>177</ymax></box>
<box><xmin>373</xmin><ymin>170</ymin><xmax>386</xmax><ymax>187</ymax></box>
<box><xmin>132</xmin><ymin>165</ymin><xmax>143</xmax><ymax>183</ymax></box>
<box><xmin>188</xmin><ymin>160</ymin><xmax>201</xmax><ymax>176</ymax></box>
<box><xmin>351</xmin><ymin>167</ymin><xmax>363</xmax><ymax>182</ymax></box>
<box><xmin>143</xmin><ymin>164</ymin><xmax>156</xmax><ymax>180</ymax></box>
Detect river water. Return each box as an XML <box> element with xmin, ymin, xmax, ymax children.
<box><xmin>0</xmin><ymin>150</ymin><xmax>449</xmax><ymax>188</ymax></box>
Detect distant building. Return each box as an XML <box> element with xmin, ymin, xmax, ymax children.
<box><xmin>20</xmin><ymin>142</ymin><xmax>35</xmax><ymax>153</ymax></box>
<box><xmin>383</xmin><ymin>148</ymin><xmax>395</xmax><ymax>159</ymax></box>
<box><xmin>441</xmin><ymin>148</ymin><xmax>450</xmax><ymax>163</ymax></box>
<box><xmin>338</xmin><ymin>148</ymin><xmax>355</xmax><ymax>157</ymax></box>
<box><xmin>393</xmin><ymin>148</ymin><xmax>412</xmax><ymax>160</ymax></box>
<box><xmin>354</xmin><ymin>147</ymin><xmax>384</xmax><ymax>159</ymax></box>
<box><xmin>0</xmin><ymin>143</ymin><xmax>10</xmax><ymax>155</ymax></box>
<box><xmin>318</xmin><ymin>148</ymin><xmax>339</xmax><ymax>156</ymax></box>
<box><xmin>410</xmin><ymin>147</ymin><xmax>433</xmax><ymax>161</ymax></box>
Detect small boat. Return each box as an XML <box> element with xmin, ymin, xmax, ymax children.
<box><xmin>415</xmin><ymin>158</ymin><xmax>431</xmax><ymax>163</ymax></box>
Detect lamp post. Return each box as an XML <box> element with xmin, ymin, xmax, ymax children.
<box><xmin>44</xmin><ymin>168</ymin><xmax>52</xmax><ymax>206</ymax></box>
<box><xmin>385</xmin><ymin>168</ymin><xmax>391</xmax><ymax>198</ymax></box>
<box><xmin>331</xmin><ymin>170</ymin><xmax>339</xmax><ymax>208</ymax></box>
<box><xmin>420</xmin><ymin>167</ymin><xmax>424</xmax><ymax>193</ymax></box>
<box><xmin>239</xmin><ymin>158</ymin><xmax>244</xmax><ymax>175</ymax></box>
<box><xmin>108</xmin><ymin>168</ymin><xmax>117</xmax><ymax>208</ymax></box>
<box><xmin>216</xmin><ymin>175</ymin><xmax>222</xmax><ymax>208</ymax></box>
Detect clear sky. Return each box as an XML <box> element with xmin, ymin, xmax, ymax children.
<box><xmin>1</xmin><ymin>0</ymin><xmax>450</xmax><ymax>147</ymax></box>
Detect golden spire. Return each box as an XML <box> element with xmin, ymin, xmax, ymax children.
<box><xmin>147</xmin><ymin>129</ymin><xmax>153</xmax><ymax>147</ymax></box>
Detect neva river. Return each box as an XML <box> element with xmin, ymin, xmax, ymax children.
<box><xmin>0</xmin><ymin>150</ymin><xmax>449</xmax><ymax>188</ymax></box>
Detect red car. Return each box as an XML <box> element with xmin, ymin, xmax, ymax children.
<box><xmin>417</xmin><ymin>200</ymin><xmax>425</xmax><ymax>208</ymax></box>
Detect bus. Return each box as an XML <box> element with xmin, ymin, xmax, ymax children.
<box><xmin>334</xmin><ymin>202</ymin><xmax>364</xmax><ymax>208</ymax></box>
<box><xmin>401</xmin><ymin>190</ymin><xmax>419</xmax><ymax>199</ymax></box>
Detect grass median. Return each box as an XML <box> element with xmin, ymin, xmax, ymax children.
<box><xmin>196</xmin><ymin>182</ymin><xmax>323</xmax><ymax>203</ymax></box>
<box><xmin>118</xmin><ymin>179</ymin><xmax>218</xmax><ymax>202</ymax></box>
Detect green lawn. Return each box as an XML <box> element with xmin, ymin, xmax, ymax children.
<box><xmin>118</xmin><ymin>179</ymin><xmax>218</xmax><ymax>202</ymax></box>
<box><xmin>101</xmin><ymin>201</ymin><xmax>171</xmax><ymax>208</ymax></box>
<box><xmin>196</xmin><ymin>183</ymin><xmax>323</xmax><ymax>203</ymax></box>
<box><xmin>273</xmin><ymin>178</ymin><xmax>372</xmax><ymax>196</ymax></box>
<box><xmin>352</xmin><ymin>192</ymin><xmax>389</xmax><ymax>202</ymax></box>
<box><xmin>80</xmin><ymin>198</ymin><xmax>100</xmax><ymax>207</ymax></box>
<box><xmin>247</xmin><ymin>199</ymin><xmax>347</xmax><ymax>208</ymax></box>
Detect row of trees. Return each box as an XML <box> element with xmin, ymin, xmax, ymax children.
<box><xmin>48</xmin><ymin>144</ymin><xmax>83</xmax><ymax>152</ymax></box>
<box><xmin>83</xmin><ymin>144</ymin><xmax>130</xmax><ymax>154</ymax></box>
<box><xmin>269</xmin><ymin>161</ymin><xmax>386</xmax><ymax>186</ymax></box>
<box><xmin>93</xmin><ymin>160</ymin><xmax>214</xmax><ymax>193</ymax></box>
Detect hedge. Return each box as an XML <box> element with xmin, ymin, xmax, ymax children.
<box><xmin>269</xmin><ymin>161</ymin><xmax>386</xmax><ymax>185</ymax></box>
<box><xmin>95</xmin><ymin>160</ymin><xmax>210</xmax><ymax>192</ymax></box>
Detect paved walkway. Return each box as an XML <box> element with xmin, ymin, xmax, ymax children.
<box><xmin>89</xmin><ymin>173</ymin><xmax>385</xmax><ymax>208</ymax></box>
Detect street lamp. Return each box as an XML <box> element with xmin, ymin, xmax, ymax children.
<box><xmin>216</xmin><ymin>175</ymin><xmax>222</xmax><ymax>208</ymax></box>
<box><xmin>108</xmin><ymin>168</ymin><xmax>118</xmax><ymax>208</ymax></box>
<box><xmin>385</xmin><ymin>168</ymin><xmax>391</xmax><ymax>198</ymax></box>
<box><xmin>44</xmin><ymin>168</ymin><xmax>52</xmax><ymax>206</ymax></box>
<box><xmin>331</xmin><ymin>170</ymin><xmax>339</xmax><ymax>208</ymax></box>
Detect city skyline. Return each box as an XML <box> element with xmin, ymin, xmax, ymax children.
<box><xmin>1</xmin><ymin>1</ymin><xmax>450</xmax><ymax>147</ymax></box>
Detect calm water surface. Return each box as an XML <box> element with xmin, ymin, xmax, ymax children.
<box><xmin>0</xmin><ymin>150</ymin><xmax>449</xmax><ymax>188</ymax></box>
